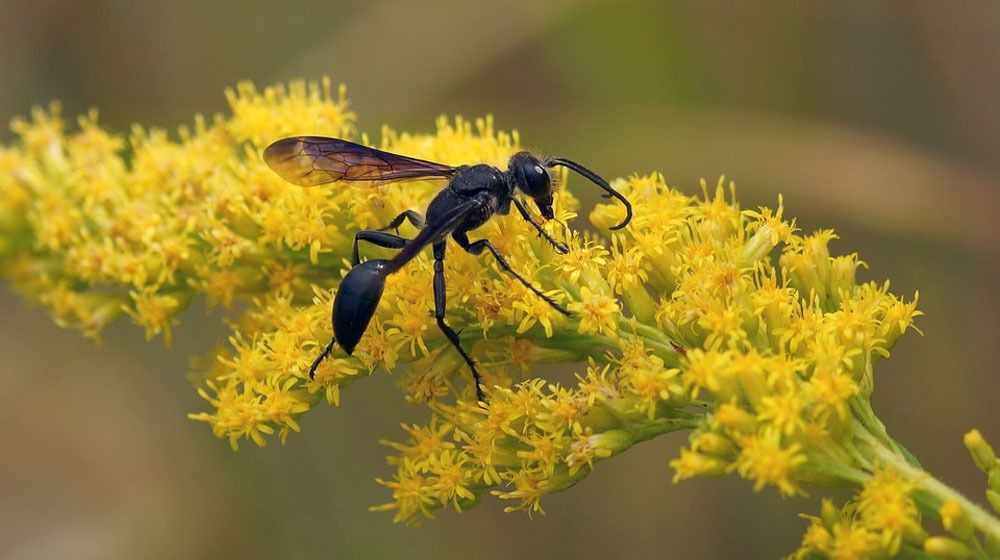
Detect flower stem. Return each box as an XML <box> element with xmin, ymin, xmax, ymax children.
<box><xmin>851</xmin><ymin>397</ymin><xmax>922</xmax><ymax>467</ymax></box>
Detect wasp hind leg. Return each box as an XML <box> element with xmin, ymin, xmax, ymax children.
<box><xmin>431</xmin><ymin>241</ymin><xmax>487</xmax><ymax>404</ymax></box>
<box><xmin>308</xmin><ymin>338</ymin><xmax>336</xmax><ymax>380</ymax></box>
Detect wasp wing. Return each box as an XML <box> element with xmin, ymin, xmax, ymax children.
<box><xmin>263</xmin><ymin>136</ymin><xmax>459</xmax><ymax>187</ymax></box>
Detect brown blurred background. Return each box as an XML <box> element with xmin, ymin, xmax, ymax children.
<box><xmin>1</xmin><ymin>1</ymin><xmax>999</xmax><ymax>558</ymax></box>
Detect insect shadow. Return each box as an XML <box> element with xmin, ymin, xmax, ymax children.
<box><xmin>264</xmin><ymin>136</ymin><xmax>631</xmax><ymax>403</ymax></box>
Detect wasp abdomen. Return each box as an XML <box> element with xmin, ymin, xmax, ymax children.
<box><xmin>332</xmin><ymin>259</ymin><xmax>389</xmax><ymax>354</ymax></box>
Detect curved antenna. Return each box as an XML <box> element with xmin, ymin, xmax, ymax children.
<box><xmin>547</xmin><ymin>157</ymin><xmax>632</xmax><ymax>230</ymax></box>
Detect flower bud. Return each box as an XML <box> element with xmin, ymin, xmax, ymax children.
<box><xmin>963</xmin><ymin>429</ymin><xmax>997</xmax><ymax>472</ymax></box>
<box><xmin>987</xmin><ymin>489</ymin><xmax>1000</xmax><ymax>514</ymax></box>
<box><xmin>624</xmin><ymin>284</ymin><xmax>657</xmax><ymax>324</ymax></box>
<box><xmin>802</xmin><ymin>232</ymin><xmax>833</xmax><ymax>291</ymax></box>
<box><xmin>669</xmin><ymin>448</ymin><xmax>729</xmax><ymax>482</ymax></box>
<box><xmin>713</xmin><ymin>402</ymin><xmax>757</xmax><ymax>433</ymax></box>
<box><xmin>692</xmin><ymin>432</ymin><xmax>736</xmax><ymax>457</ymax></box>
<box><xmin>902</xmin><ymin>518</ymin><xmax>930</xmax><ymax>546</ymax></box>
<box><xmin>781</xmin><ymin>252</ymin><xmax>826</xmax><ymax>306</ymax></box>
<box><xmin>820</xmin><ymin>498</ymin><xmax>840</xmax><ymax>528</ymax></box>
<box><xmin>741</xmin><ymin>224</ymin><xmax>778</xmax><ymax>266</ymax></box>
<box><xmin>590</xmin><ymin>429</ymin><xmax>635</xmax><ymax>455</ymax></box>
<box><xmin>924</xmin><ymin>536</ymin><xmax>972</xmax><ymax>558</ymax></box>
<box><xmin>828</xmin><ymin>254</ymin><xmax>860</xmax><ymax>308</ymax></box>
<box><xmin>940</xmin><ymin>499</ymin><xmax>974</xmax><ymax>541</ymax></box>
<box><xmin>988</xmin><ymin>469</ymin><xmax>1000</xmax><ymax>493</ymax></box>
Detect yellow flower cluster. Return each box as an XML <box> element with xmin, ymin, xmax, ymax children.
<box><xmin>374</xmin><ymin>174</ymin><xmax>925</xmax><ymax>522</ymax></box>
<box><xmin>4</xmin><ymin>78</ymin><xmax>999</xmax><ymax>556</ymax></box>
<box><xmin>0</xmin><ymin>78</ymin><xmax>353</xmax><ymax>344</ymax></box>
<box><xmin>792</xmin><ymin>426</ymin><xmax>1000</xmax><ymax>559</ymax></box>
<box><xmin>663</xmin><ymin>200</ymin><xmax>926</xmax><ymax>496</ymax></box>
<box><xmin>797</xmin><ymin>467</ymin><xmax>923</xmax><ymax>558</ymax></box>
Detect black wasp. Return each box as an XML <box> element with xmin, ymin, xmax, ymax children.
<box><xmin>263</xmin><ymin>135</ymin><xmax>632</xmax><ymax>403</ymax></box>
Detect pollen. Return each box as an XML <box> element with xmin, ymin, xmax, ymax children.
<box><xmin>570</xmin><ymin>287</ymin><xmax>620</xmax><ymax>336</ymax></box>
<box><xmin>734</xmin><ymin>430</ymin><xmax>807</xmax><ymax>496</ymax></box>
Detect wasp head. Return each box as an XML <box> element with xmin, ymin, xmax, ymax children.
<box><xmin>509</xmin><ymin>151</ymin><xmax>554</xmax><ymax>220</ymax></box>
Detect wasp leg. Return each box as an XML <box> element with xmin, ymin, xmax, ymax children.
<box><xmin>512</xmin><ymin>198</ymin><xmax>569</xmax><ymax>254</ymax></box>
<box><xmin>351</xmin><ymin>230</ymin><xmax>409</xmax><ymax>266</ymax></box>
<box><xmin>432</xmin><ymin>241</ymin><xmax>486</xmax><ymax>404</ymax></box>
<box><xmin>378</xmin><ymin>210</ymin><xmax>426</xmax><ymax>234</ymax></box>
<box><xmin>453</xmin><ymin>231</ymin><xmax>571</xmax><ymax>316</ymax></box>
<box><xmin>308</xmin><ymin>338</ymin><xmax>336</xmax><ymax>380</ymax></box>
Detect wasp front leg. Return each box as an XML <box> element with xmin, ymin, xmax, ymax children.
<box><xmin>512</xmin><ymin>198</ymin><xmax>569</xmax><ymax>254</ymax></box>
<box><xmin>452</xmin><ymin>231</ymin><xmax>570</xmax><ymax>315</ymax></box>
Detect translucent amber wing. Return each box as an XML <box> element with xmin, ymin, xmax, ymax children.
<box><xmin>263</xmin><ymin>136</ymin><xmax>457</xmax><ymax>187</ymax></box>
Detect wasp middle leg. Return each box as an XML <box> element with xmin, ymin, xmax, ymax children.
<box><xmin>378</xmin><ymin>210</ymin><xmax>425</xmax><ymax>233</ymax></box>
<box><xmin>351</xmin><ymin>211</ymin><xmax>425</xmax><ymax>265</ymax></box>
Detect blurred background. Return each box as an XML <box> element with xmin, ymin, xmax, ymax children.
<box><xmin>1</xmin><ymin>1</ymin><xmax>999</xmax><ymax>558</ymax></box>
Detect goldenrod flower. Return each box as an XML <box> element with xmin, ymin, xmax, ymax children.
<box><xmin>3</xmin><ymin>77</ymin><xmax>999</xmax><ymax>557</ymax></box>
<box><xmin>795</xmin><ymin>466</ymin><xmax>922</xmax><ymax>558</ymax></box>
<box><xmin>734</xmin><ymin>429</ymin><xmax>807</xmax><ymax>496</ymax></box>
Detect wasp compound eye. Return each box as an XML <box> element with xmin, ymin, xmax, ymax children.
<box><xmin>509</xmin><ymin>151</ymin><xmax>551</xmax><ymax>199</ymax></box>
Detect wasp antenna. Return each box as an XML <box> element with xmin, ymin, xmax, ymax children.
<box><xmin>547</xmin><ymin>157</ymin><xmax>632</xmax><ymax>230</ymax></box>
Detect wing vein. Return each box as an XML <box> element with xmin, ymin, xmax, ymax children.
<box><xmin>263</xmin><ymin>136</ymin><xmax>459</xmax><ymax>188</ymax></box>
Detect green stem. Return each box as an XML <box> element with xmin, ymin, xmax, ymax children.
<box><xmin>808</xmin><ymin>453</ymin><xmax>871</xmax><ymax>486</ymax></box>
<box><xmin>851</xmin><ymin>397</ymin><xmax>921</xmax><ymax>467</ymax></box>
